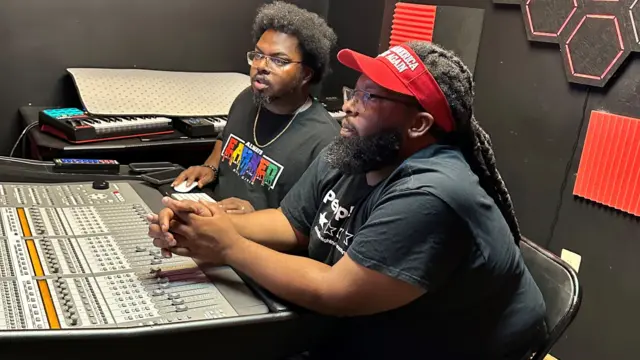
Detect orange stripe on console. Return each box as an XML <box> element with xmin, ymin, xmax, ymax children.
<box><xmin>17</xmin><ymin>208</ymin><xmax>32</xmax><ymax>237</ymax></box>
<box><xmin>38</xmin><ymin>280</ymin><xmax>60</xmax><ymax>329</ymax></box>
<box><xmin>25</xmin><ymin>240</ymin><xmax>43</xmax><ymax>276</ymax></box>
<box><xmin>20</xmin><ymin>207</ymin><xmax>46</xmax><ymax>276</ymax></box>
<box><xmin>18</xmin><ymin>208</ymin><xmax>44</xmax><ymax>276</ymax></box>
<box><xmin>18</xmin><ymin>209</ymin><xmax>44</xmax><ymax>277</ymax></box>
<box><xmin>17</xmin><ymin>208</ymin><xmax>60</xmax><ymax>328</ymax></box>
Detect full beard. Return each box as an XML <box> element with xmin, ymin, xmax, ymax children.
<box><xmin>324</xmin><ymin>130</ymin><xmax>402</xmax><ymax>174</ymax></box>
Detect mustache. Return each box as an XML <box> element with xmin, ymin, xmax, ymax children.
<box><xmin>341</xmin><ymin>118</ymin><xmax>356</xmax><ymax>131</ymax></box>
<box><xmin>252</xmin><ymin>75</ymin><xmax>271</xmax><ymax>86</ymax></box>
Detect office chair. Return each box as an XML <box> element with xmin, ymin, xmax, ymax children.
<box><xmin>520</xmin><ymin>237</ymin><xmax>582</xmax><ymax>360</ymax></box>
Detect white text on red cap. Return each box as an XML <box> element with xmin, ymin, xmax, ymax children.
<box><xmin>379</xmin><ymin>46</ymin><xmax>420</xmax><ymax>73</ymax></box>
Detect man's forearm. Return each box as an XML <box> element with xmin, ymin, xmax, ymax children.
<box><xmin>223</xmin><ymin>237</ymin><xmax>341</xmax><ymax>315</ymax></box>
<box><xmin>204</xmin><ymin>140</ymin><xmax>223</xmax><ymax>168</ymax></box>
<box><xmin>228</xmin><ymin>209</ymin><xmax>303</xmax><ymax>252</ymax></box>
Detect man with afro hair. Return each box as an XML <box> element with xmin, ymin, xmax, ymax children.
<box><xmin>173</xmin><ymin>1</ymin><xmax>339</xmax><ymax>213</ymax></box>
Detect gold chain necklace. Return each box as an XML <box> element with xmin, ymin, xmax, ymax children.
<box><xmin>252</xmin><ymin>98</ymin><xmax>310</xmax><ymax>148</ymax></box>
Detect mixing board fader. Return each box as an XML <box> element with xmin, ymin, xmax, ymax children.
<box><xmin>0</xmin><ymin>182</ymin><xmax>267</xmax><ymax>331</ymax></box>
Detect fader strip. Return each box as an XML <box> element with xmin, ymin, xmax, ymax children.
<box><xmin>16</xmin><ymin>207</ymin><xmax>60</xmax><ymax>328</ymax></box>
<box><xmin>0</xmin><ymin>182</ymin><xmax>262</xmax><ymax>331</ymax></box>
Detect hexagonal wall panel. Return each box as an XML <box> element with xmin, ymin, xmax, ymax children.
<box><xmin>495</xmin><ymin>0</ymin><xmax>636</xmax><ymax>87</ymax></box>
<box><xmin>564</xmin><ymin>15</ymin><xmax>625</xmax><ymax>81</ymax></box>
<box><xmin>629</xmin><ymin>0</ymin><xmax>640</xmax><ymax>43</ymax></box>
<box><xmin>523</xmin><ymin>0</ymin><xmax>577</xmax><ymax>42</ymax></box>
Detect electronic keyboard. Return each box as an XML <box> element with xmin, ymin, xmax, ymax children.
<box><xmin>173</xmin><ymin>116</ymin><xmax>227</xmax><ymax>137</ymax></box>
<box><xmin>38</xmin><ymin>108</ymin><xmax>174</xmax><ymax>143</ymax></box>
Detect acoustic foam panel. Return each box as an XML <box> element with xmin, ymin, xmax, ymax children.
<box><xmin>389</xmin><ymin>3</ymin><xmax>436</xmax><ymax>47</ymax></box>
<box><xmin>495</xmin><ymin>0</ymin><xmax>637</xmax><ymax>87</ymax></box>
<box><xmin>573</xmin><ymin>111</ymin><xmax>640</xmax><ymax>216</ymax></box>
<box><xmin>380</xmin><ymin>2</ymin><xmax>484</xmax><ymax>74</ymax></box>
<box><xmin>66</xmin><ymin>69</ymin><xmax>249</xmax><ymax>117</ymax></box>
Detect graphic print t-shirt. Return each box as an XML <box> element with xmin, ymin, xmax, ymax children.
<box><xmin>280</xmin><ymin>145</ymin><xmax>547</xmax><ymax>359</ymax></box>
<box><xmin>213</xmin><ymin>87</ymin><xmax>339</xmax><ymax>210</ymax></box>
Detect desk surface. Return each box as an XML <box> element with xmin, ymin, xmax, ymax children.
<box><xmin>20</xmin><ymin>106</ymin><xmax>217</xmax><ymax>151</ymax></box>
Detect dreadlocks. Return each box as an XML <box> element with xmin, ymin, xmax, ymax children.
<box><xmin>406</xmin><ymin>41</ymin><xmax>522</xmax><ymax>244</ymax></box>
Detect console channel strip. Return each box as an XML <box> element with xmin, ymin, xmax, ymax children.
<box><xmin>0</xmin><ymin>182</ymin><xmax>267</xmax><ymax>331</ymax></box>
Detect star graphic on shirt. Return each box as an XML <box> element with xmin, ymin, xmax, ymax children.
<box><xmin>319</xmin><ymin>212</ymin><xmax>329</xmax><ymax>227</ymax></box>
<box><xmin>344</xmin><ymin>231</ymin><xmax>354</xmax><ymax>245</ymax></box>
<box><xmin>324</xmin><ymin>224</ymin><xmax>336</xmax><ymax>236</ymax></box>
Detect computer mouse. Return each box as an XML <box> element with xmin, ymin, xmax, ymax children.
<box><xmin>173</xmin><ymin>181</ymin><xmax>198</xmax><ymax>193</ymax></box>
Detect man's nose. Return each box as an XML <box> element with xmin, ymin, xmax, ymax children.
<box><xmin>342</xmin><ymin>97</ymin><xmax>358</xmax><ymax>115</ymax></box>
<box><xmin>253</xmin><ymin>56</ymin><xmax>270</xmax><ymax>74</ymax></box>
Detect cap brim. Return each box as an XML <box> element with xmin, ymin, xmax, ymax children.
<box><xmin>337</xmin><ymin>49</ymin><xmax>413</xmax><ymax>96</ymax></box>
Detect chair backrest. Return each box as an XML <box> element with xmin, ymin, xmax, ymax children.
<box><xmin>519</xmin><ymin>237</ymin><xmax>582</xmax><ymax>360</ymax></box>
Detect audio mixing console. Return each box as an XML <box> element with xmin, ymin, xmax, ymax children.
<box><xmin>0</xmin><ymin>181</ymin><xmax>268</xmax><ymax>331</ymax></box>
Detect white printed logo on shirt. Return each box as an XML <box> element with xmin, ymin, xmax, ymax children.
<box><xmin>314</xmin><ymin>190</ymin><xmax>355</xmax><ymax>254</ymax></box>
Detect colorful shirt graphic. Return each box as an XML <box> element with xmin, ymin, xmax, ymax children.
<box><xmin>221</xmin><ymin>134</ymin><xmax>284</xmax><ymax>190</ymax></box>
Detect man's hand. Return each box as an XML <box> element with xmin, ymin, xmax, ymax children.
<box><xmin>149</xmin><ymin>198</ymin><xmax>243</xmax><ymax>263</ymax></box>
<box><xmin>218</xmin><ymin>197</ymin><xmax>255</xmax><ymax>214</ymax></box>
<box><xmin>171</xmin><ymin>166</ymin><xmax>216</xmax><ymax>188</ymax></box>
<box><xmin>147</xmin><ymin>198</ymin><xmax>213</xmax><ymax>258</ymax></box>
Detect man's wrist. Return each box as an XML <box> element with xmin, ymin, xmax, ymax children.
<box><xmin>220</xmin><ymin>234</ymin><xmax>250</xmax><ymax>264</ymax></box>
<box><xmin>200</xmin><ymin>164</ymin><xmax>218</xmax><ymax>176</ymax></box>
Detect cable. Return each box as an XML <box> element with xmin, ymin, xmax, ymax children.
<box><xmin>9</xmin><ymin>122</ymin><xmax>39</xmax><ymax>158</ymax></box>
<box><xmin>545</xmin><ymin>88</ymin><xmax>591</xmax><ymax>248</ymax></box>
<box><xmin>0</xmin><ymin>156</ymin><xmax>50</xmax><ymax>165</ymax></box>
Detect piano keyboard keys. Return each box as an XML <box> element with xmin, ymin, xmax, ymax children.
<box><xmin>199</xmin><ymin>117</ymin><xmax>227</xmax><ymax>132</ymax></box>
<box><xmin>75</xmin><ymin>116</ymin><xmax>172</xmax><ymax>134</ymax></box>
<box><xmin>39</xmin><ymin>109</ymin><xmax>176</xmax><ymax>143</ymax></box>
<box><xmin>39</xmin><ymin>108</ymin><xmax>228</xmax><ymax>143</ymax></box>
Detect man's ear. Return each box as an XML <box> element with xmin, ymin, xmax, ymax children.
<box><xmin>407</xmin><ymin>111</ymin><xmax>434</xmax><ymax>139</ymax></box>
<box><xmin>302</xmin><ymin>67</ymin><xmax>314</xmax><ymax>85</ymax></box>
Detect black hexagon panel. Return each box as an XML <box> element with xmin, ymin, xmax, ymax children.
<box><xmin>494</xmin><ymin>0</ymin><xmax>638</xmax><ymax>87</ymax></box>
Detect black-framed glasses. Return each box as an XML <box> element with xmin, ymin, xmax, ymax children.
<box><xmin>342</xmin><ymin>86</ymin><xmax>419</xmax><ymax>113</ymax></box>
<box><xmin>247</xmin><ymin>51</ymin><xmax>302</xmax><ymax>69</ymax></box>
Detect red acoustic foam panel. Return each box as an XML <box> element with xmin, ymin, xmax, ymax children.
<box><xmin>573</xmin><ymin>111</ymin><xmax>640</xmax><ymax>216</ymax></box>
<box><xmin>389</xmin><ymin>2</ymin><xmax>436</xmax><ymax>47</ymax></box>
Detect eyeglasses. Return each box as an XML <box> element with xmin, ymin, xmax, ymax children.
<box><xmin>342</xmin><ymin>86</ymin><xmax>419</xmax><ymax>113</ymax></box>
<box><xmin>247</xmin><ymin>51</ymin><xmax>302</xmax><ymax>69</ymax></box>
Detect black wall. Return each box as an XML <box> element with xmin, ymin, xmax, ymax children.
<box><xmin>323</xmin><ymin>1</ymin><xmax>639</xmax><ymax>359</ymax></box>
<box><xmin>323</xmin><ymin>0</ymin><xmax>387</xmax><ymax>97</ymax></box>
<box><xmin>0</xmin><ymin>0</ymin><xmax>331</xmax><ymax>155</ymax></box>
<box><xmin>0</xmin><ymin>0</ymin><xmax>333</xmax><ymax>156</ymax></box>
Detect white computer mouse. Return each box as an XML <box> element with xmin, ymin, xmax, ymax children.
<box><xmin>173</xmin><ymin>181</ymin><xmax>198</xmax><ymax>193</ymax></box>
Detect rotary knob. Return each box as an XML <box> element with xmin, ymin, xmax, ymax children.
<box><xmin>92</xmin><ymin>180</ymin><xmax>109</xmax><ymax>190</ymax></box>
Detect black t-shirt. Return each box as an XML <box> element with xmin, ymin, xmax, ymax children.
<box><xmin>213</xmin><ymin>87</ymin><xmax>340</xmax><ymax>210</ymax></box>
<box><xmin>281</xmin><ymin>144</ymin><xmax>547</xmax><ymax>359</ymax></box>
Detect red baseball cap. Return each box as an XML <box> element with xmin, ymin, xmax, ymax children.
<box><xmin>337</xmin><ymin>43</ymin><xmax>455</xmax><ymax>133</ymax></box>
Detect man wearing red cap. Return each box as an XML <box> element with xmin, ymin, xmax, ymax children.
<box><xmin>148</xmin><ymin>41</ymin><xmax>547</xmax><ymax>359</ymax></box>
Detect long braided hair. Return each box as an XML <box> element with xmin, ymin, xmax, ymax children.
<box><xmin>406</xmin><ymin>41</ymin><xmax>522</xmax><ymax>244</ymax></box>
